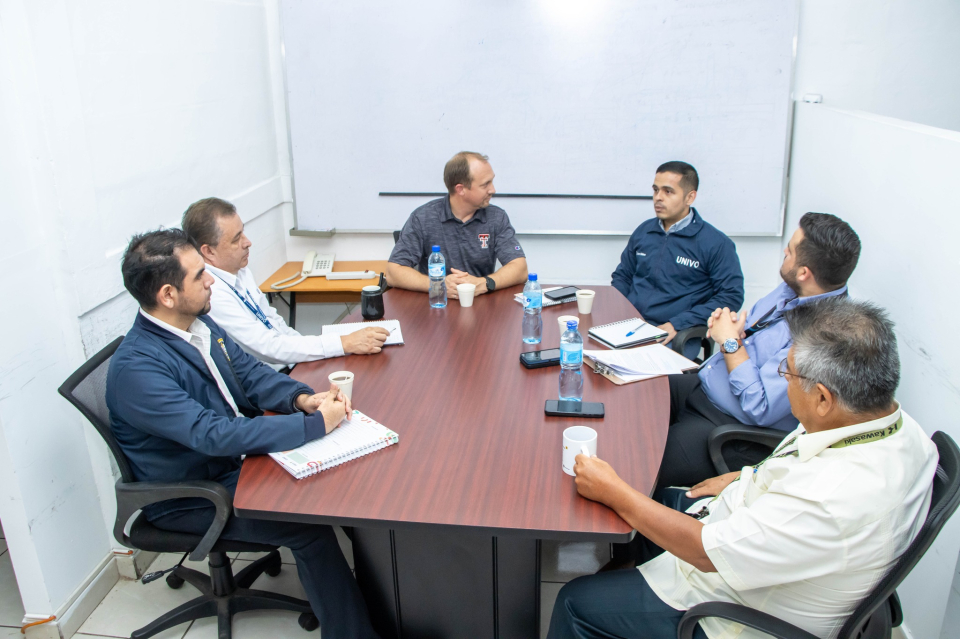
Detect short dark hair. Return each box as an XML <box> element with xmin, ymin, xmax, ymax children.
<box><xmin>182</xmin><ymin>197</ymin><xmax>237</xmax><ymax>249</ymax></box>
<box><xmin>796</xmin><ymin>212</ymin><xmax>861</xmax><ymax>289</ymax></box>
<box><xmin>121</xmin><ymin>229</ymin><xmax>197</xmax><ymax>309</ymax></box>
<box><xmin>443</xmin><ymin>151</ymin><xmax>489</xmax><ymax>194</ymax></box>
<box><xmin>655</xmin><ymin>161</ymin><xmax>699</xmax><ymax>192</ymax></box>
<box><xmin>787</xmin><ymin>298</ymin><xmax>899</xmax><ymax>414</ymax></box>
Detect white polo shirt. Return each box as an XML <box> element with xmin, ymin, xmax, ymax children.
<box><xmin>639</xmin><ymin>404</ymin><xmax>937</xmax><ymax>639</ymax></box>
<box><xmin>205</xmin><ymin>264</ymin><xmax>344</xmax><ymax>365</ymax></box>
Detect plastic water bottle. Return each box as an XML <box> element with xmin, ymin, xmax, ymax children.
<box><xmin>428</xmin><ymin>245</ymin><xmax>446</xmax><ymax>308</ymax></box>
<box><xmin>521</xmin><ymin>273</ymin><xmax>542</xmax><ymax>344</ymax></box>
<box><xmin>559</xmin><ymin>320</ymin><xmax>584</xmax><ymax>401</ymax></box>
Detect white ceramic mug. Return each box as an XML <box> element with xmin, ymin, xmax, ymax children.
<box><xmin>562</xmin><ymin>425</ymin><xmax>598</xmax><ymax>476</ymax></box>
<box><xmin>576</xmin><ymin>290</ymin><xmax>596</xmax><ymax>314</ymax></box>
<box><xmin>327</xmin><ymin>370</ymin><xmax>355</xmax><ymax>400</ymax></box>
<box><xmin>457</xmin><ymin>283</ymin><xmax>477</xmax><ymax>307</ymax></box>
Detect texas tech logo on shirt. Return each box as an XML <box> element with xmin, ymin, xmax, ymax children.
<box><xmin>478</xmin><ymin>233</ymin><xmax>490</xmax><ymax>249</ymax></box>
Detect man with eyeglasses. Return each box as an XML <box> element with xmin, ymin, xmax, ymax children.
<box><xmin>653</xmin><ymin>212</ymin><xmax>862</xmax><ymax>495</ymax></box>
<box><xmin>548</xmin><ymin>298</ymin><xmax>936</xmax><ymax>639</ymax></box>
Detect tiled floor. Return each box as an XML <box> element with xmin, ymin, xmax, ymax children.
<box><xmin>0</xmin><ymin>520</ymin><xmax>26</xmax><ymax>636</ymax></box>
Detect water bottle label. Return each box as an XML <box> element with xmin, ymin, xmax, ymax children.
<box><xmin>524</xmin><ymin>295</ymin><xmax>542</xmax><ymax>309</ymax></box>
<box><xmin>428</xmin><ymin>265</ymin><xmax>445</xmax><ymax>278</ymax></box>
<box><xmin>560</xmin><ymin>346</ymin><xmax>582</xmax><ymax>366</ymax></box>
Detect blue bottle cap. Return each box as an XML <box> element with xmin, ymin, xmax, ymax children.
<box><xmin>567</xmin><ymin>321</ymin><xmax>578</xmax><ymax>329</ymax></box>
<box><xmin>432</xmin><ymin>245</ymin><xmax>441</xmax><ymax>252</ymax></box>
<box><xmin>528</xmin><ymin>273</ymin><xmax>538</xmax><ymax>281</ymax></box>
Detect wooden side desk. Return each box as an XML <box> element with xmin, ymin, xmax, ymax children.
<box><xmin>235</xmin><ymin>286</ymin><xmax>670</xmax><ymax>638</ymax></box>
<box><xmin>259</xmin><ymin>260</ymin><xmax>389</xmax><ymax>328</ymax></box>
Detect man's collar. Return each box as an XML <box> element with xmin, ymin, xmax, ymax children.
<box><xmin>796</xmin><ymin>402</ymin><xmax>902</xmax><ymax>461</ymax></box>
<box><xmin>441</xmin><ymin>196</ymin><xmax>485</xmax><ymax>224</ymax></box>
<box><xmin>205</xmin><ymin>263</ymin><xmax>242</xmax><ymax>287</ymax></box>
<box><xmin>138</xmin><ymin>308</ymin><xmax>209</xmax><ymax>342</ymax></box>
<box><xmin>781</xmin><ymin>284</ymin><xmax>848</xmax><ymax>312</ymax></box>
<box><xmin>648</xmin><ymin>208</ymin><xmax>700</xmax><ymax>234</ymax></box>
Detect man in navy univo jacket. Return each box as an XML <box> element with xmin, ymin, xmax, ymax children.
<box><xmin>612</xmin><ymin>162</ymin><xmax>744</xmax><ymax>356</ymax></box>
<box><xmin>107</xmin><ymin>229</ymin><xmax>377</xmax><ymax>639</ymax></box>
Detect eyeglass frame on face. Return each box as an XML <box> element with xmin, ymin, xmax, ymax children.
<box><xmin>777</xmin><ymin>357</ymin><xmax>812</xmax><ymax>383</ymax></box>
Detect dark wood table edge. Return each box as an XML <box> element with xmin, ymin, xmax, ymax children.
<box><xmin>234</xmin><ymin>502</ymin><xmax>636</xmax><ymax>543</ymax></box>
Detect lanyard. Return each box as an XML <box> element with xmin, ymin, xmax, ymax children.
<box><xmin>742</xmin><ymin>298</ymin><xmax>796</xmax><ymax>338</ymax></box>
<box><xmin>690</xmin><ymin>416</ymin><xmax>904</xmax><ymax>519</ymax></box>
<box><xmin>215</xmin><ymin>274</ymin><xmax>274</xmax><ymax>330</ymax></box>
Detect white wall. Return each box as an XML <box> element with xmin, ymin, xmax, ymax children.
<box><xmin>786</xmin><ymin>102</ymin><xmax>960</xmax><ymax>639</ymax></box>
<box><xmin>794</xmin><ymin>0</ymin><xmax>960</xmax><ymax>132</ymax></box>
<box><xmin>0</xmin><ymin>0</ymin><xmax>292</xmax><ymax>633</ymax></box>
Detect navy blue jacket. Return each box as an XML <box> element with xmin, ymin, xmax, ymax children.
<box><xmin>106</xmin><ymin>312</ymin><xmax>327</xmax><ymax>520</ymax></box>
<box><xmin>611</xmin><ymin>209</ymin><xmax>744</xmax><ymax>330</ymax></box>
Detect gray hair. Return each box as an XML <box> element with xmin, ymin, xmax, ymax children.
<box><xmin>785</xmin><ymin>298</ymin><xmax>899</xmax><ymax>414</ymax></box>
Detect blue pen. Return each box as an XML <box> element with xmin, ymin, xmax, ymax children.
<box><xmin>625</xmin><ymin>320</ymin><xmax>647</xmax><ymax>337</ymax></box>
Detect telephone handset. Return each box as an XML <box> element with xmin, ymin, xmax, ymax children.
<box><xmin>270</xmin><ymin>251</ymin><xmax>335</xmax><ymax>290</ymax></box>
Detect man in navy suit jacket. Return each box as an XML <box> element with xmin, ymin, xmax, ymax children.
<box><xmin>107</xmin><ymin>229</ymin><xmax>377</xmax><ymax>639</ymax></box>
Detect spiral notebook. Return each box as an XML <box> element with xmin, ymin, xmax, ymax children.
<box><xmin>269</xmin><ymin>410</ymin><xmax>399</xmax><ymax>479</ymax></box>
<box><xmin>588</xmin><ymin>318</ymin><xmax>668</xmax><ymax>349</ymax></box>
<box><xmin>321</xmin><ymin>319</ymin><xmax>404</xmax><ymax>345</ymax></box>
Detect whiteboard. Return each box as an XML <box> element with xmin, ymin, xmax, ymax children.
<box><xmin>281</xmin><ymin>0</ymin><xmax>796</xmax><ymax>235</ymax></box>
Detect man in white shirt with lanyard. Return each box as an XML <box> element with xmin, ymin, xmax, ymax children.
<box><xmin>182</xmin><ymin>198</ymin><xmax>389</xmax><ymax>365</ymax></box>
<box><xmin>547</xmin><ymin>298</ymin><xmax>938</xmax><ymax>639</ymax></box>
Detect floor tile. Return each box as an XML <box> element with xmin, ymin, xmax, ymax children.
<box><xmin>541</xmin><ymin>540</ymin><xmax>608</xmax><ymax>583</ymax></box>
<box><xmin>540</xmin><ymin>582</ymin><xmax>564</xmax><ymax>639</ymax></box>
<box><xmin>77</xmin><ymin>553</ymin><xmax>209</xmax><ymax>639</ymax></box>
<box><xmin>183</xmin><ymin>558</ymin><xmax>309</xmax><ymax>638</ymax></box>
<box><xmin>1</xmin><ymin>628</ymin><xmax>26</xmax><ymax>639</ymax></box>
<box><xmin>0</xmin><ymin>551</ymin><xmax>25</xmax><ymax>627</ymax></box>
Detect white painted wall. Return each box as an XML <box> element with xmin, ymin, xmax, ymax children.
<box><xmin>794</xmin><ymin>0</ymin><xmax>960</xmax><ymax>132</ymax></box>
<box><xmin>0</xmin><ymin>0</ymin><xmax>292</xmax><ymax>633</ymax></box>
<box><xmin>786</xmin><ymin>103</ymin><xmax>960</xmax><ymax>639</ymax></box>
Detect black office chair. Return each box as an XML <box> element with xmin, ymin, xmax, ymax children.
<box><xmin>678</xmin><ymin>430</ymin><xmax>960</xmax><ymax>639</ymax></box>
<box><xmin>707</xmin><ymin>424</ymin><xmax>789</xmax><ymax>475</ymax></box>
<box><xmin>671</xmin><ymin>326</ymin><xmax>713</xmax><ymax>364</ymax></box>
<box><xmin>58</xmin><ymin>336</ymin><xmax>319</xmax><ymax>638</ymax></box>
<box><xmin>392</xmin><ymin>230</ymin><xmax>401</xmax><ymax>244</ymax></box>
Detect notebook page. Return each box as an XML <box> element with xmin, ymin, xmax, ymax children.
<box><xmin>321</xmin><ymin>319</ymin><xmax>403</xmax><ymax>345</ymax></box>
<box><xmin>588</xmin><ymin>319</ymin><xmax>666</xmax><ymax>348</ymax></box>
<box><xmin>584</xmin><ymin>344</ymin><xmax>696</xmax><ymax>377</ymax></box>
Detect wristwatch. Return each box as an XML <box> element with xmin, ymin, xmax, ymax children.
<box><xmin>484</xmin><ymin>276</ymin><xmax>496</xmax><ymax>292</ymax></box>
<box><xmin>722</xmin><ymin>338</ymin><xmax>741</xmax><ymax>354</ymax></box>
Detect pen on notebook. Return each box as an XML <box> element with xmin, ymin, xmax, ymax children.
<box><xmin>625</xmin><ymin>320</ymin><xmax>647</xmax><ymax>337</ymax></box>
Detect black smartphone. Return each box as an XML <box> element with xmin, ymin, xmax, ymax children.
<box><xmin>544</xmin><ymin>400</ymin><xmax>605</xmax><ymax>418</ymax></box>
<box><xmin>520</xmin><ymin>348</ymin><xmax>561</xmax><ymax>369</ymax></box>
<box><xmin>544</xmin><ymin>286</ymin><xmax>580</xmax><ymax>301</ymax></box>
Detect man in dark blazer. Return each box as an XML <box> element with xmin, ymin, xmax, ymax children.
<box><xmin>107</xmin><ymin>229</ymin><xmax>377</xmax><ymax>639</ymax></box>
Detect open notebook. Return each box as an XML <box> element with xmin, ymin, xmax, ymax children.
<box><xmin>587</xmin><ymin>318</ymin><xmax>667</xmax><ymax>349</ymax></box>
<box><xmin>321</xmin><ymin>319</ymin><xmax>404</xmax><ymax>345</ymax></box>
<box><xmin>270</xmin><ymin>410</ymin><xmax>399</xmax><ymax>479</ymax></box>
<box><xmin>584</xmin><ymin>344</ymin><xmax>698</xmax><ymax>384</ymax></box>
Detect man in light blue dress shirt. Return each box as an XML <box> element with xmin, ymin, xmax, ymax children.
<box><xmin>654</xmin><ymin>212</ymin><xmax>861</xmax><ymax>493</ymax></box>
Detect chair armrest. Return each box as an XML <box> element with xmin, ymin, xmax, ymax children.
<box><xmin>707</xmin><ymin>424</ymin><xmax>789</xmax><ymax>474</ymax></box>
<box><xmin>114</xmin><ymin>479</ymin><xmax>232</xmax><ymax>562</ymax></box>
<box><xmin>671</xmin><ymin>325</ymin><xmax>712</xmax><ymax>363</ymax></box>
<box><xmin>678</xmin><ymin>602</ymin><xmax>819</xmax><ymax>639</ymax></box>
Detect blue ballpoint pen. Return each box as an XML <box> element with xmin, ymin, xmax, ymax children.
<box><xmin>625</xmin><ymin>320</ymin><xmax>647</xmax><ymax>337</ymax></box>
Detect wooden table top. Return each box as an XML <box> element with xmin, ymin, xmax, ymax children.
<box><xmin>258</xmin><ymin>260</ymin><xmax>390</xmax><ymax>294</ymax></box>
<box><xmin>235</xmin><ymin>285</ymin><xmax>669</xmax><ymax>541</ymax></box>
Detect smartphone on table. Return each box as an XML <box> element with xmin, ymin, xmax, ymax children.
<box><xmin>520</xmin><ymin>349</ymin><xmax>561</xmax><ymax>369</ymax></box>
<box><xmin>544</xmin><ymin>286</ymin><xmax>580</xmax><ymax>302</ymax></box>
<box><xmin>544</xmin><ymin>400</ymin><xmax>605</xmax><ymax>418</ymax></box>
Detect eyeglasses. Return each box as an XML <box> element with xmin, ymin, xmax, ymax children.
<box><xmin>777</xmin><ymin>357</ymin><xmax>811</xmax><ymax>382</ymax></box>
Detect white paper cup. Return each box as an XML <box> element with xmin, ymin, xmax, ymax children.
<box><xmin>576</xmin><ymin>290</ymin><xmax>596</xmax><ymax>314</ymax></box>
<box><xmin>328</xmin><ymin>371</ymin><xmax>355</xmax><ymax>400</ymax></box>
<box><xmin>457</xmin><ymin>283</ymin><xmax>476</xmax><ymax>307</ymax></box>
<box><xmin>562</xmin><ymin>425</ymin><xmax>598</xmax><ymax>476</ymax></box>
<box><xmin>558</xmin><ymin>315</ymin><xmax>579</xmax><ymax>335</ymax></box>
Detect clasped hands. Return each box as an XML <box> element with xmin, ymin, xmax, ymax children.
<box><xmin>445</xmin><ymin>268</ymin><xmax>486</xmax><ymax>299</ymax></box>
<box><xmin>706</xmin><ymin>307</ymin><xmax>747</xmax><ymax>345</ymax></box>
<box><xmin>295</xmin><ymin>383</ymin><xmax>352</xmax><ymax>434</ymax></box>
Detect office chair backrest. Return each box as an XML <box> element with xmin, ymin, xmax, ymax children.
<box><xmin>393</xmin><ymin>230</ymin><xmax>401</xmax><ymax>244</ymax></box>
<box><xmin>837</xmin><ymin>431</ymin><xmax>960</xmax><ymax>639</ymax></box>
<box><xmin>57</xmin><ymin>335</ymin><xmax>136</xmax><ymax>483</ymax></box>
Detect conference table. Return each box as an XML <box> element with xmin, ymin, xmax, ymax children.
<box><xmin>234</xmin><ymin>284</ymin><xmax>670</xmax><ymax>638</ymax></box>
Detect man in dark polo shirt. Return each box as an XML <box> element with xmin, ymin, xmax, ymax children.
<box><xmin>387</xmin><ymin>151</ymin><xmax>528</xmax><ymax>298</ymax></box>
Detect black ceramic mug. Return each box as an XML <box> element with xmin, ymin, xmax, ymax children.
<box><xmin>360</xmin><ymin>285</ymin><xmax>385</xmax><ymax>320</ymax></box>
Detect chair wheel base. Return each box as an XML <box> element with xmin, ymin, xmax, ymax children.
<box><xmin>165</xmin><ymin>573</ymin><xmax>185</xmax><ymax>589</ymax></box>
<box><xmin>298</xmin><ymin>612</ymin><xmax>319</xmax><ymax>631</ymax></box>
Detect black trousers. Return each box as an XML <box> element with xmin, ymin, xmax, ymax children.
<box><xmin>152</xmin><ymin>508</ymin><xmax>378</xmax><ymax>639</ymax></box>
<box><xmin>547</xmin><ymin>489</ymin><xmax>708</xmax><ymax>639</ymax></box>
<box><xmin>654</xmin><ymin>373</ymin><xmax>772</xmax><ymax>493</ymax></box>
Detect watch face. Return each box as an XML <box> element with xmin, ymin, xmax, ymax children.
<box><xmin>723</xmin><ymin>338</ymin><xmax>739</xmax><ymax>354</ymax></box>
